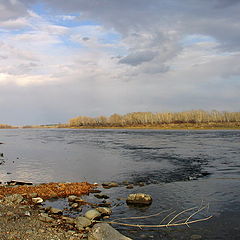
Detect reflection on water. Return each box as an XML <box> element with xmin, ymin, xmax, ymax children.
<box><xmin>0</xmin><ymin>129</ymin><xmax>240</xmax><ymax>239</ymax></box>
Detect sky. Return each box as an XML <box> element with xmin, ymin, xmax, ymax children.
<box><xmin>0</xmin><ymin>0</ymin><xmax>240</xmax><ymax>125</ymax></box>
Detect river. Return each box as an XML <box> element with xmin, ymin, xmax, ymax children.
<box><xmin>0</xmin><ymin>129</ymin><xmax>239</xmax><ymax>239</ymax></box>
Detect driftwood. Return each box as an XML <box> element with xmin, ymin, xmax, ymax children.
<box><xmin>95</xmin><ymin>203</ymin><xmax>212</xmax><ymax>229</ymax></box>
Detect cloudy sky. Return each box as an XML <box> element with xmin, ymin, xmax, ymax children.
<box><xmin>0</xmin><ymin>0</ymin><xmax>240</xmax><ymax>125</ymax></box>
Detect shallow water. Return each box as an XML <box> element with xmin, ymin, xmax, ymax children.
<box><xmin>0</xmin><ymin>129</ymin><xmax>240</xmax><ymax>239</ymax></box>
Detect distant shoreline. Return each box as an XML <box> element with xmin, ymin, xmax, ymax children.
<box><xmin>14</xmin><ymin>122</ymin><xmax>240</xmax><ymax>130</ymax></box>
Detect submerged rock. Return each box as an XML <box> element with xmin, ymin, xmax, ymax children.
<box><xmin>126</xmin><ymin>184</ymin><xmax>134</xmax><ymax>189</ymax></box>
<box><xmin>95</xmin><ymin>207</ymin><xmax>112</xmax><ymax>216</ymax></box>
<box><xmin>102</xmin><ymin>182</ymin><xmax>119</xmax><ymax>188</ymax></box>
<box><xmin>126</xmin><ymin>193</ymin><xmax>152</xmax><ymax>206</ymax></box>
<box><xmin>88</xmin><ymin>223</ymin><xmax>132</xmax><ymax>240</ymax></box>
<box><xmin>94</xmin><ymin>194</ymin><xmax>109</xmax><ymax>199</ymax></box>
<box><xmin>85</xmin><ymin>209</ymin><xmax>101</xmax><ymax>220</ymax></box>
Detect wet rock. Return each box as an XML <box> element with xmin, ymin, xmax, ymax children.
<box><xmin>49</xmin><ymin>207</ymin><xmax>62</xmax><ymax>214</ymax></box>
<box><xmin>68</xmin><ymin>195</ymin><xmax>78</xmax><ymax>202</ymax></box>
<box><xmin>126</xmin><ymin>193</ymin><xmax>152</xmax><ymax>206</ymax></box>
<box><xmin>126</xmin><ymin>184</ymin><xmax>134</xmax><ymax>189</ymax></box>
<box><xmin>70</xmin><ymin>203</ymin><xmax>79</xmax><ymax>209</ymax></box>
<box><xmin>88</xmin><ymin>223</ymin><xmax>132</xmax><ymax>240</ymax></box>
<box><xmin>4</xmin><ymin>194</ymin><xmax>23</xmax><ymax>205</ymax></box>
<box><xmin>85</xmin><ymin>209</ymin><xmax>101</xmax><ymax>220</ymax></box>
<box><xmin>108</xmin><ymin>182</ymin><xmax>119</xmax><ymax>187</ymax></box>
<box><xmin>89</xmin><ymin>189</ymin><xmax>102</xmax><ymax>194</ymax></box>
<box><xmin>98</xmin><ymin>202</ymin><xmax>112</xmax><ymax>207</ymax></box>
<box><xmin>75</xmin><ymin>216</ymin><xmax>92</xmax><ymax>230</ymax></box>
<box><xmin>96</xmin><ymin>207</ymin><xmax>112</xmax><ymax>216</ymax></box>
<box><xmin>138</xmin><ymin>182</ymin><xmax>145</xmax><ymax>187</ymax></box>
<box><xmin>102</xmin><ymin>182</ymin><xmax>119</xmax><ymax>188</ymax></box>
<box><xmin>94</xmin><ymin>194</ymin><xmax>109</xmax><ymax>199</ymax></box>
<box><xmin>32</xmin><ymin>197</ymin><xmax>44</xmax><ymax>204</ymax></box>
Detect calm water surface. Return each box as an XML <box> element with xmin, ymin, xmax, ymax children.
<box><xmin>0</xmin><ymin>129</ymin><xmax>239</xmax><ymax>239</ymax></box>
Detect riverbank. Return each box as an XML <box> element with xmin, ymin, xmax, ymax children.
<box><xmin>19</xmin><ymin>122</ymin><xmax>240</xmax><ymax>130</ymax></box>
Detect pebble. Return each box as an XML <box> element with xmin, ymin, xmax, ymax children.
<box><xmin>32</xmin><ymin>197</ymin><xmax>44</xmax><ymax>204</ymax></box>
<box><xmin>94</xmin><ymin>194</ymin><xmax>109</xmax><ymax>199</ymax></box>
<box><xmin>39</xmin><ymin>213</ymin><xmax>54</xmax><ymax>223</ymax></box>
<box><xmin>126</xmin><ymin>184</ymin><xmax>134</xmax><ymax>189</ymax></box>
<box><xmin>24</xmin><ymin>211</ymin><xmax>31</xmax><ymax>216</ymax></box>
<box><xmin>70</xmin><ymin>203</ymin><xmax>79</xmax><ymax>209</ymax></box>
<box><xmin>96</xmin><ymin>207</ymin><xmax>112</xmax><ymax>216</ymax></box>
<box><xmin>49</xmin><ymin>207</ymin><xmax>62</xmax><ymax>214</ymax></box>
<box><xmin>68</xmin><ymin>195</ymin><xmax>78</xmax><ymax>202</ymax></box>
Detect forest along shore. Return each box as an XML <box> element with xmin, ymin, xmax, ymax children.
<box><xmin>1</xmin><ymin>110</ymin><xmax>240</xmax><ymax>130</ymax></box>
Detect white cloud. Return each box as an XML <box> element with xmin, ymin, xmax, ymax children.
<box><xmin>0</xmin><ymin>0</ymin><xmax>240</xmax><ymax>124</ymax></box>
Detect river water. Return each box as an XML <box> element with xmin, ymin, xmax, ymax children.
<box><xmin>0</xmin><ymin>129</ymin><xmax>239</xmax><ymax>239</ymax></box>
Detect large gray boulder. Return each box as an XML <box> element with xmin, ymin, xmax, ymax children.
<box><xmin>88</xmin><ymin>223</ymin><xmax>132</xmax><ymax>240</ymax></box>
<box><xmin>126</xmin><ymin>193</ymin><xmax>152</xmax><ymax>205</ymax></box>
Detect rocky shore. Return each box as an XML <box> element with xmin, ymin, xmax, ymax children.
<box><xmin>0</xmin><ymin>181</ymin><xmax>154</xmax><ymax>240</ymax></box>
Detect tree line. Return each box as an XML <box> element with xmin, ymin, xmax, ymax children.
<box><xmin>0</xmin><ymin>124</ymin><xmax>15</xmax><ymax>129</ymax></box>
<box><xmin>68</xmin><ymin>110</ymin><xmax>240</xmax><ymax>127</ymax></box>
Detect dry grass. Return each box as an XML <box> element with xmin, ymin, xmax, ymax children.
<box><xmin>0</xmin><ymin>182</ymin><xmax>95</xmax><ymax>200</ymax></box>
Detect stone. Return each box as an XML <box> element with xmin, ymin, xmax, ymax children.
<box><xmin>94</xmin><ymin>194</ymin><xmax>109</xmax><ymax>199</ymax></box>
<box><xmin>108</xmin><ymin>182</ymin><xmax>119</xmax><ymax>187</ymax></box>
<box><xmin>4</xmin><ymin>194</ymin><xmax>23</xmax><ymax>204</ymax></box>
<box><xmin>126</xmin><ymin>184</ymin><xmax>134</xmax><ymax>189</ymax></box>
<box><xmin>95</xmin><ymin>207</ymin><xmax>112</xmax><ymax>216</ymax></box>
<box><xmin>97</xmin><ymin>202</ymin><xmax>111</xmax><ymax>207</ymax></box>
<box><xmin>39</xmin><ymin>213</ymin><xmax>54</xmax><ymax>223</ymax></box>
<box><xmin>70</xmin><ymin>203</ymin><xmax>79</xmax><ymax>209</ymax></box>
<box><xmin>85</xmin><ymin>209</ymin><xmax>101</xmax><ymax>220</ymax></box>
<box><xmin>68</xmin><ymin>195</ymin><xmax>78</xmax><ymax>202</ymax></box>
<box><xmin>88</xmin><ymin>223</ymin><xmax>132</xmax><ymax>240</ymax></box>
<box><xmin>24</xmin><ymin>211</ymin><xmax>31</xmax><ymax>216</ymax></box>
<box><xmin>102</xmin><ymin>182</ymin><xmax>119</xmax><ymax>188</ymax></box>
<box><xmin>62</xmin><ymin>216</ymin><xmax>75</xmax><ymax>224</ymax></box>
<box><xmin>89</xmin><ymin>189</ymin><xmax>102</xmax><ymax>194</ymax></box>
<box><xmin>49</xmin><ymin>207</ymin><xmax>62</xmax><ymax>214</ymax></box>
<box><xmin>32</xmin><ymin>197</ymin><xmax>44</xmax><ymax>204</ymax></box>
<box><xmin>75</xmin><ymin>216</ymin><xmax>91</xmax><ymax>230</ymax></box>
<box><xmin>126</xmin><ymin>193</ymin><xmax>152</xmax><ymax>205</ymax></box>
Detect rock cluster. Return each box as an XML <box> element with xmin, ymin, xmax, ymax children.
<box><xmin>0</xmin><ymin>181</ymin><xmax>154</xmax><ymax>240</ymax></box>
